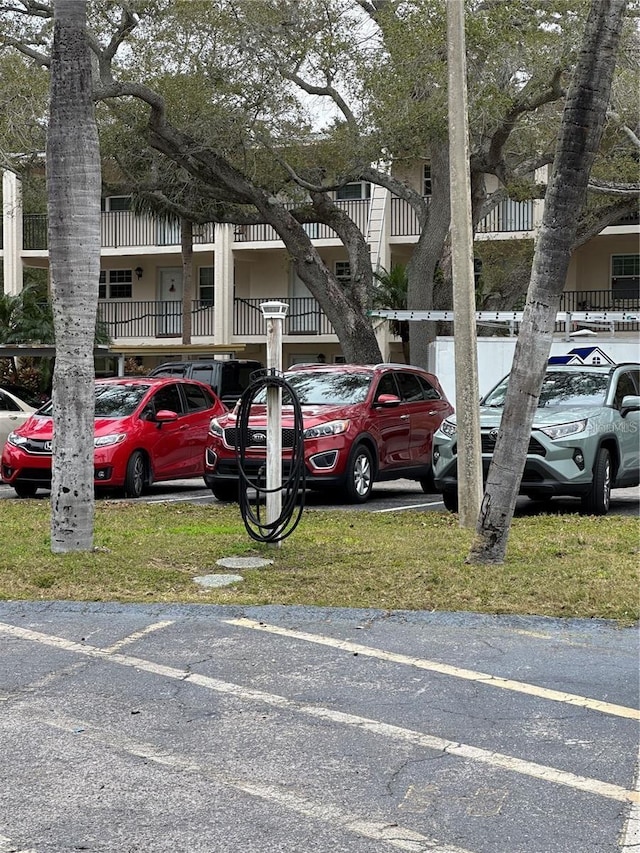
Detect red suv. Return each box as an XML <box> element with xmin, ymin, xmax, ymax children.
<box><xmin>1</xmin><ymin>377</ymin><xmax>226</xmax><ymax>498</ymax></box>
<box><xmin>204</xmin><ymin>363</ymin><xmax>453</xmax><ymax>503</ymax></box>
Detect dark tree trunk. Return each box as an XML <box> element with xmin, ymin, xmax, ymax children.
<box><xmin>468</xmin><ymin>0</ymin><xmax>628</xmax><ymax>565</ymax></box>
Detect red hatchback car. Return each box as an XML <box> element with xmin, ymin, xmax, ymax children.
<box><xmin>204</xmin><ymin>363</ymin><xmax>453</xmax><ymax>503</ymax></box>
<box><xmin>1</xmin><ymin>377</ymin><xmax>226</xmax><ymax>498</ymax></box>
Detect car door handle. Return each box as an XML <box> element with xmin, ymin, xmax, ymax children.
<box><xmin>179</xmin><ymin>424</ymin><xmax>189</xmax><ymax>431</ymax></box>
<box><xmin>400</xmin><ymin>414</ymin><xmax>410</xmax><ymax>420</ymax></box>
<box><xmin>428</xmin><ymin>410</ymin><xmax>438</xmax><ymax>415</ymax></box>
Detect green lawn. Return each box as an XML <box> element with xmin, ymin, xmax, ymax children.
<box><xmin>2</xmin><ymin>500</ymin><xmax>638</xmax><ymax>624</ymax></box>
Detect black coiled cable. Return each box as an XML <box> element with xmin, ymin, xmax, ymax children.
<box><xmin>235</xmin><ymin>369</ymin><xmax>306</xmax><ymax>543</ymax></box>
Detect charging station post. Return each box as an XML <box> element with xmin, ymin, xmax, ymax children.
<box><xmin>260</xmin><ymin>301</ymin><xmax>289</xmax><ymax>547</ymax></box>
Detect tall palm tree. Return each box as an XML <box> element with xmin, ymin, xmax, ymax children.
<box><xmin>372</xmin><ymin>264</ymin><xmax>410</xmax><ymax>364</ymax></box>
<box><xmin>47</xmin><ymin>0</ymin><xmax>101</xmax><ymax>553</ymax></box>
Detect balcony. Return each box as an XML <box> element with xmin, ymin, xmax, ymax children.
<box><xmin>17</xmin><ymin>194</ymin><xmax>542</xmax><ymax>252</ymax></box>
<box><xmin>20</xmin><ymin>200</ymin><xmax>371</xmax><ymax>251</ymax></box>
<box><xmin>97</xmin><ymin>296</ymin><xmax>336</xmax><ymax>341</ymax></box>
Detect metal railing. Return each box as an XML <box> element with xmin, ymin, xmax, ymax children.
<box><xmin>96</xmin><ymin>296</ymin><xmax>335</xmax><ymax>339</ymax></box>
<box><xmin>234</xmin><ymin>297</ymin><xmax>335</xmax><ymax>336</ymax></box>
<box><xmin>10</xmin><ymin>199</ymin><xmax>639</xmax><ymax>250</ymax></box>
<box><xmin>97</xmin><ymin>300</ymin><xmax>215</xmax><ymax>339</ymax></box>
<box><xmin>558</xmin><ymin>289</ymin><xmax>639</xmax><ymax>331</ymax></box>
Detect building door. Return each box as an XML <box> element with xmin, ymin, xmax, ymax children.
<box><xmin>158</xmin><ymin>268</ymin><xmax>183</xmax><ymax>336</ymax></box>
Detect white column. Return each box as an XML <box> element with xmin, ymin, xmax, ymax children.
<box><xmin>2</xmin><ymin>170</ymin><xmax>24</xmax><ymax>295</ymax></box>
<box><xmin>214</xmin><ymin>223</ymin><xmax>234</xmax><ymax>345</ymax></box>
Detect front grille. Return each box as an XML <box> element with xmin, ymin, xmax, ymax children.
<box><xmin>18</xmin><ymin>438</ymin><xmax>52</xmax><ymax>455</ymax></box>
<box><xmin>480</xmin><ymin>432</ymin><xmax>547</xmax><ymax>457</ymax></box>
<box><xmin>223</xmin><ymin>427</ymin><xmax>297</xmax><ymax>449</ymax></box>
<box><xmin>17</xmin><ymin>468</ymin><xmax>52</xmax><ymax>483</ymax></box>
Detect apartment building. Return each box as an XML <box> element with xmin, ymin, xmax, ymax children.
<box><xmin>2</xmin><ymin>164</ymin><xmax>638</xmax><ymax>377</ymax></box>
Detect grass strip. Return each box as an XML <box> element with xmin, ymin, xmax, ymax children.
<box><xmin>1</xmin><ymin>501</ymin><xmax>638</xmax><ymax>624</ymax></box>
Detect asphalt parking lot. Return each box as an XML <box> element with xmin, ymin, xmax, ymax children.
<box><xmin>0</xmin><ymin>602</ymin><xmax>638</xmax><ymax>853</ymax></box>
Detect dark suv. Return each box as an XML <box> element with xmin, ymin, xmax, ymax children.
<box><xmin>148</xmin><ymin>359</ymin><xmax>262</xmax><ymax>407</ymax></box>
<box><xmin>204</xmin><ymin>363</ymin><xmax>453</xmax><ymax>503</ymax></box>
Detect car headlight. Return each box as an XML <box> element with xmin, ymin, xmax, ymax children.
<box><xmin>94</xmin><ymin>433</ymin><xmax>127</xmax><ymax>447</ymax></box>
<box><xmin>208</xmin><ymin>418</ymin><xmax>225</xmax><ymax>439</ymax></box>
<box><xmin>303</xmin><ymin>419</ymin><xmax>350</xmax><ymax>439</ymax></box>
<box><xmin>539</xmin><ymin>419</ymin><xmax>588</xmax><ymax>440</ymax></box>
<box><xmin>439</xmin><ymin>419</ymin><xmax>457</xmax><ymax>438</ymax></box>
<box><xmin>7</xmin><ymin>432</ymin><xmax>29</xmax><ymax>447</ymax></box>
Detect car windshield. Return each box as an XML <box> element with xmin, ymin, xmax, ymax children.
<box><xmin>254</xmin><ymin>371</ymin><xmax>372</xmax><ymax>405</ymax></box>
<box><xmin>37</xmin><ymin>383</ymin><xmax>151</xmax><ymax>418</ymax></box>
<box><xmin>483</xmin><ymin>371</ymin><xmax>609</xmax><ymax>408</ymax></box>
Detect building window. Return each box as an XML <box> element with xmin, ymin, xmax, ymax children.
<box><xmin>99</xmin><ymin>269</ymin><xmax>133</xmax><ymax>299</ymax></box>
<box><xmin>100</xmin><ymin>196</ymin><xmax>132</xmax><ymax>212</ymax></box>
<box><xmin>336</xmin><ymin>182</ymin><xmax>371</xmax><ymax>200</ymax></box>
<box><xmin>423</xmin><ymin>164</ymin><xmax>432</xmax><ymax>197</ymax></box>
<box><xmin>199</xmin><ymin>267</ymin><xmax>214</xmax><ymax>305</ymax></box>
<box><xmin>611</xmin><ymin>254</ymin><xmax>640</xmax><ymax>299</ymax></box>
<box><xmin>335</xmin><ymin>261</ymin><xmax>351</xmax><ymax>284</ymax></box>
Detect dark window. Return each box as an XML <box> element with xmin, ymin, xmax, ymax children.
<box><xmin>152</xmin><ymin>384</ymin><xmax>183</xmax><ymax>414</ymax></box>
<box><xmin>613</xmin><ymin>371</ymin><xmax>640</xmax><ymax>409</ymax></box>
<box><xmin>374</xmin><ymin>373</ymin><xmax>399</xmax><ymax>400</ymax></box>
<box><xmin>396</xmin><ymin>372</ymin><xmax>424</xmax><ymax>402</ymax></box>
<box><xmin>199</xmin><ymin>267</ymin><xmax>214</xmax><ymax>305</ymax></box>
<box><xmin>182</xmin><ymin>383</ymin><xmax>215</xmax><ymax>412</ymax></box>
<box><xmin>336</xmin><ymin>182</ymin><xmax>371</xmax><ymax>200</ymax></box>
<box><xmin>418</xmin><ymin>375</ymin><xmax>441</xmax><ymax>400</ymax></box>
<box><xmin>191</xmin><ymin>366</ymin><xmax>214</xmax><ymax>387</ymax></box>
<box><xmin>423</xmin><ymin>164</ymin><xmax>432</xmax><ymax>197</ymax></box>
<box><xmin>0</xmin><ymin>391</ymin><xmax>20</xmax><ymax>411</ymax></box>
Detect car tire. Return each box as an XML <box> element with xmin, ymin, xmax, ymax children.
<box><xmin>442</xmin><ymin>488</ymin><xmax>458</xmax><ymax>513</ymax></box>
<box><xmin>124</xmin><ymin>450</ymin><xmax>146</xmax><ymax>498</ymax></box>
<box><xmin>14</xmin><ymin>482</ymin><xmax>37</xmax><ymax>498</ymax></box>
<box><xmin>419</xmin><ymin>469</ymin><xmax>435</xmax><ymax>494</ymax></box>
<box><xmin>581</xmin><ymin>447</ymin><xmax>612</xmax><ymax>516</ymax></box>
<box><xmin>210</xmin><ymin>481</ymin><xmax>239</xmax><ymax>502</ymax></box>
<box><xmin>344</xmin><ymin>444</ymin><xmax>374</xmax><ymax>503</ymax></box>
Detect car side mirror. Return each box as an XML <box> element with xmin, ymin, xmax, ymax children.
<box><xmin>155</xmin><ymin>409</ymin><xmax>179</xmax><ymax>424</ymax></box>
<box><xmin>620</xmin><ymin>394</ymin><xmax>640</xmax><ymax>418</ymax></box>
<box><xmin>374</xmin><ymin>393</ymin><xmax>401</xmax><ymax>408</ymax></box>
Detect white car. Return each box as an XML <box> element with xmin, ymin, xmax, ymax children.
<box><xmin>0</xmin><ymin>387</ymin><xmax>37</xmax><ymax>454</ymax></box>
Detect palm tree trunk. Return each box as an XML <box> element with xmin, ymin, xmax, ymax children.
<box><xmin>47</xmin><ymin>0</ymin><xmax>101</xmax><ymax>552</ymax></box>
<box><xmin>468</xmin><ymin>0</ymin><xmax>627</xmax><ymax>564</ymax></box>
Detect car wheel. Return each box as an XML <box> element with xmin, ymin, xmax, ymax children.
<box><xmin>442</xmin><ymin>488</ymin><xmax>458</xmax><ymax>513</ymax></box>
<box><xmin>210</xmin><ymin>481</ymin><xmax>239</xmax><ymax>502</ymax></box>
<box><xmin>14</xmin><ymin>482</ymin><xmax>37</xmax><ymax>498</ymax></box>
<box><xmin>124</xmin><ymin>450</ymin><xmax>146</xmax><ymax>498</ymax></box>
<box><xmin>419</xmin><ymin>469</ymin><xmax>435</xmax><ymax>494</ymax></box>
<box><xmin>581</xmin><ymin>447</ymin><xmax>612</xmax><ymax>516</ymax></box>
<box><xmin>344</xmin><ymin>444</ymin><xmax>374</xmax><ymax>503</ymax></box>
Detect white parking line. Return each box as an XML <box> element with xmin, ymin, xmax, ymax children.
<box><xmin>621</xmin><ymin>749</ymin><xmax>640</xmax><ymax>852</ymax></box>
<box><xmin>226</xmin><ymin>619</ymin><xmax>639</xmax><ymax>721</ymax></box>
<box><xmin>103</xmin><ymin>620</ymin><xmax>174</xmax><ymax>653</ymax></box>
<box><xmin>0</xmin><ymin>834</ymin><xmax>38</xmax><ymax>853</ymax></box>
<box><xmin>30</xmin><ymin>714</ymin><xmax>474</xmax><ymax>853</ymax></box>
<box><xmin>1</xmin><ymin>621</ymin><xmax>637</xmax><ymax>804</ymax></box>
<box><xmin>373</xmin><ymin>500</ymin><xmax>444</xmax><ymax>513</ymax></box>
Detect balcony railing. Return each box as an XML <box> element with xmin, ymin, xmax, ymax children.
<box><xmin>96</xmin><ymin>296</ymin><xmax>336</xmax><ymax>339</ymax></box>
<box><xmin>558</xmin><ymin>289</ymin><xmax>639</xmax><ymax>331</ymax></box>
<box><xmin>234</xmin><ymin>297</ymin><xmax>335</xmax><ymax>336</ymax></box>
<box><xmin>18</xmin><ymin>195</ymin><xmax>544</xmax><ymax>251</ymax></box>
<box><xmin>85</xmin><ymin>289</ymin><xmax>640</xmax><ymax>342</ymax></box>
<box><xmin>97</xmin><ymin>300</ymin><xmax>215</xmax><ymax>339</ymax></box>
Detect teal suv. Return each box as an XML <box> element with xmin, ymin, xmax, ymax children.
<box><xmin>433</xmin><ymin>363</ymin><xmax>640</xmax><ymax>515</ymax></box>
